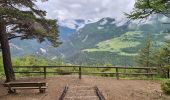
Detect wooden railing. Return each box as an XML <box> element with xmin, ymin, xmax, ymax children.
<box><xmin>13</xmin><ymin>66</ymin><xmax>157</xmax><ymax>80</ymax></box>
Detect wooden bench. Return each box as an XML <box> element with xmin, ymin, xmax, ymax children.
<box><xmin>3</xmin><ymin>82</ymin><xmax>47</xmax><ymax>93</ymax></box>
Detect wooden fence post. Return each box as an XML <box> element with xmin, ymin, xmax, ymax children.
<box><xmin>116</xmin><ymin>67</ymin><xmax>119</xmax><ymax>80</ymax></box>
<box><xmin>79</xmin><ymin>66</ymin><xmax>82</xmax><ymax>79</ymax></box>
<box><xmin>167</xmin><ymin>68</ymin><xmax>170</xmax><ymax>78</ymax></box>
<box><xmin>150</xmin><ymin>68</ymin><xmax>153</xmax><ymax>80</ymax></box>
<box><xmin>44</xmin><ymin>66</ymin><xmax>46</xmax><ymax>79</ymax></box>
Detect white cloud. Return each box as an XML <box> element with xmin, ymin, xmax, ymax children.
<box><xmin>36</xmin><ymin>0</ymin><xmax>135</xmax><ymax>21</ymax></box>
<box><xmin>58</xmin><ymin>19</ymin><xmax>78</xmax><ymax>29</ymax></box>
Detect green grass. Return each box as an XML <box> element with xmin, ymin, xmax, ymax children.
<box><xmin>0</xmin><ymin>55</ymin><xmax>167</xmax><ymax>81</ymax></box>
<box><xmin>83</xmin><ymin>31</ymin><xmax>142</xmax><ymax>56</ymax></box>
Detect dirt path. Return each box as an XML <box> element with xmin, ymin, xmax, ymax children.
<box><xmin>0</xmin><ymin>75</ymin><xmax>170</xmax><ymax>100</ymax></box>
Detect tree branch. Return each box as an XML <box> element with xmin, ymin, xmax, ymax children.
<box><xmin>8</xmin><ymin>35</ymin><xmax>25</xmax><ymax>40</ymax></box>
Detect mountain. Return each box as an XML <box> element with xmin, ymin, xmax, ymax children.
<box><xmin>58</xmin><ymin>19</ymin><xmax>86</xmax><ymax>39</ymax></box>
<box><xmin>9</xmin><ymin>19</ymin><xmax>86</xmax><ymax>57</ymax></box>
<box><xmin>55</xmin><ymin>17</ymin><xmax>169</xmax><ymax>65</ymax></box>
<box><xmin>10</xmin><ymin>16</ymin><xmax>170</xmax><ymax>66</ymax></box>
<box><xmin>59</xmin><ymin>26</ymin><xmax>76</xmax><ymax>39</ymax></box>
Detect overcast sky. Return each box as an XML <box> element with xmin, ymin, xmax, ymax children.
<box><xmin>36</xmin><ymin>0</ymin><xmax>135</xmax><ymax>21</ymax></box>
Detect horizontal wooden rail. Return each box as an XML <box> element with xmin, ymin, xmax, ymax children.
<box><xmin>13</xmin><ymin>66</ymin><xmax>157</xmax><ymax>69</ymax></box>
<box><xmin>13</xmin><ymin>66</ymin><xmax>158</xmax><ymax>79</ymax></box>
<box><xmin>14</xmin><ymin>71</ymin><xmax>79</xmax><ymax>74</ymax></box>
<box><xmin>14</xmin><ymin>72</ymin><xmax>44</xmax><ymax>73</ymax></box>
<box><xmin>13</xmin><ymin>66</ymin><xmax>81</xmax><ymax>68</ymax></box>
<box><xmin>82</xmin><ymin>72</ymin><xmax>157</xmax><ymax>75</ymax></box>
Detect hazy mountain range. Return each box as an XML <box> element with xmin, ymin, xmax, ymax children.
<box><xmin>10</xmin><ymin>16</ymin><xmax>170</xmax><ymax>66</ymax></box>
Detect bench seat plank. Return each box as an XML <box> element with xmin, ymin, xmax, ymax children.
<box><xmin>4</xmin><ymin>82</ymin><xmax>47</xmax><ymax>87</ymax></box>
<box><xmin>3</xmin><ymin>82</ymin><xmax>47</xmax><ymax>93</ymax></box>
<box><xmin>6</xmin><ymin>82</ymin><xmax>45</xmax><ymax>84</ymax></box>
<box><xmin>11</xmin><ymin>86</ymin><xmax>47</xmax><ymax>89</ymax></box>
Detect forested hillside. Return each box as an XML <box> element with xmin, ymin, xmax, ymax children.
<box><xmin>9</xmin><ymin>16</ymin><xmax>170</xmax><ymax>66</ymax></box>
<box><xmin>55</xmin><ymin>16</ymin><xmax>170</xmax><ymax>66</ymax></box>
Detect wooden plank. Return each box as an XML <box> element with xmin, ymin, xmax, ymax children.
<box><xmin>95</xmin><ymin>86</ymin><xmax>106</xmax><ymax>100</ymax></box>
<box><xmin>13</xmin><ymin>65</ymin><xmax>81</xmax><ymax>68</ymax></box>
<box><xmin>4</xmin><ymin>82</ymin><xmax>46</xmax><ymax>84</ymax></box>
<box><xmin>4</xmin><ymin>83</ymin><xmax>46</xmax><ymax>87</ymax></box>
<box><xmin>4</xmin><ymin>82</ymin><xmax>46</xmax><ymax>86</ymax></box>
<box><xmin>14</xmin><ymin>71</ymin><xmax>79</xmax><ymax>74</ymax></box>
<box><xmin>59</xmin><ymin>85</ymin><xmax>69</xmax><ymax>100</ymax></box>
<box><xmin>14</xmin><ymin>71</ymin><xmax>157</xmax><ymax>75</ymax></box>
<box><xmin>4</xmin><ymin>82</ymin><xmax>47</xmax><ymax>94</ymax></box>
<box><xmin>116</xmin><ymin>67</ymin><xmax>119</xmax><ymax>80</ymax></box>
<box><xmin>79</xmin><ymin>66</ymin><xmax>82</xmax><ymax>79</ymax></box>
<box><xmin>80</xmin><ymin>66</ymin><xmax>157</xmax><ymax>69</ymax></box>
<box><xmin>44</xmin><ymin>67</ymin><xmax>46</xmax><ymax>79</ymax></box>
<box><xmin>48</xmin><ymin>71</ymin><xmax>79</xmax><ymax>73</ymax></box>
<box><xmin>13</xmin><ymin>66</ymin><xmax>43</xmax><ymax>68</ymax></box>
<box><xmin>82</xmin><ymin>72</ymin><xmax>157</xmax><ymax>75</ymax></box>
<box><xmin>12</xmin><ymin>66</ymin><xmax>158</xmax><ymax>79</ymax></box>
<box><xmin>121</xmin><ymin>73</ymin><xmax>157</xmax><ymax>75</ymax></box>
<box><xmin>83</xmin><ymin>72</ymin><xmax>118</xmax><ymax>74</ymax></box>
<box><xmin>14</xmin><ymin>72</ymin><xmax>44</xmax><ymax>73</ymax></box>
<box><xmin>168</xmin><ymin>68</ymin><xmax>170</xmax><ymax>78</ymax></box>
<box><xmin>13</xmin><ymin>66</ymin><xmax>157</xmax><ymax>69</ymax></box>
<box><xmin>11</xmin><ymin>87</ymin><xmax>47</xmax><ymax>89</ymax></box>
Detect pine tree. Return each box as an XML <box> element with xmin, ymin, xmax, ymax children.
<box><xmin>0</xmin><ymin>0</ymin><xmax>61</xmax><ymax>82</ymax></box>
<box><xmin>126</xmin><ymin>0</ymin><xmax>170</xmax><ymax>19</ymax></box>
<box><xmin>159</xmin><ymin>41</ymin><xmax>170</xmax><ymax>66</ymax></box>
<box><xmin>159</xmin><ymin>40</ymin><xmax>170</xmax><ymax>78</ymax></box>
<box><xmin>136</xmin><ymin>34</ymin><xmax>153</xmax><ymax>67</ymax></box>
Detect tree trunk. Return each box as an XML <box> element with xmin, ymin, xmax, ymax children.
<box><xmin>0</xmin><ymin>20</ymin><xmax>15</xmax><ymax>82</ymax></box>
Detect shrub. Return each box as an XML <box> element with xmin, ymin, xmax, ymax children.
<box><xmin>161</xmin><ymin>79</ymin><xmax>170</xmax><ymax>95</ymax></box>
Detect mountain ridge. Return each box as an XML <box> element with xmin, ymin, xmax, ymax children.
<box><xmin>10</xmin><ymin>17</ymin><xmax>170</xmax><ymax>66</ymax></box>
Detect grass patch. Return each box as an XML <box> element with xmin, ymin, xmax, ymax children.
<box><xmin>83</xmin><ymin>31</ymin><xmax>142</xmax><ymax>56</ymax></box>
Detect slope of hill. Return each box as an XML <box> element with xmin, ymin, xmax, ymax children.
<box><xmin>57</xmin><ymin>17</ymin><xmax>169</xmax><ymax>66</ymax></box>
<box><xmin>10</xmin><ymin>16</ymin><xmax>170</xmax><ymax>66</ymax></box>
<box><xmin>84</xmin><ymin>31</ymin><xmax>142</xmax><ymax>56</ymax></box>
<box><xmin>55</xmin><ymin>18</ymin><xmax>129</xmax><ymax>58</ymax></box>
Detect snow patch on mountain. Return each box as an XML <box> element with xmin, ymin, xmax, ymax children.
<box><xmin>82</xmin><ymin>35</ymin><xmax>89</xmax><ymax>42</ymax></box>
<box><xmin>10</xmin><ymin>43</ymin><xmax>24</xmax><ymax>51</ymax></box>
<box><xmin>58</xmin><ymin>18</ymin><xmax>101</xmax><ymax>36</ymax></box>
<box><xmin>70</xmin><ymin>41</ymin><xmax>74</xmax><ymax>47</ymax></box>
<box><xmin>100</xmin><ymin>18</ymin><xmax>108</xmax><ymax>25</ymax></box>
<box><xmin>76</xmin><ymin>24</ymin><xmax>85</xmax><ymax>31</ymax></box>
<box><xmin>115</xmin><ymin>19</ymin><xmax>128</xmax><ymax>26</ymax></box>
<box><xmin>97</xmin><ymin>26</ymin><xmax>104</xmax><ymax>30</ymax></box>
<box><xmin>86</xmin><ymin>18</ymin><xmax>100</xmax><ymax>24</ymax></box>
<box><xmin>111</xmin><ymin>21</ymin><xmax>116</xmax><ymax>25</ymax></box>
<box><xmin>40</xmin><ymin>48</ymin><xmax>47</xmax><ymax>54</ymax></box>
<box><xmin>51</xmin><ymin>56</ymin><xmax>57</xmax><ymax>60</ymax></box>
<box><xmin>165</xmin><ymin>34</ymin><xmax>170</xmax><ymax>40</ymax></box>
<box><xmin>59</xmin><ymin>52</ymin><xmax>65</xmax><ymax>58</ymax></box>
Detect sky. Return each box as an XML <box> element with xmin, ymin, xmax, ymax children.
<box><xmin>36</xmin><ymin>0</ymin><xmax>135</xmax><ymax>28</ymax></box>
<box><xmin>36</xmin><ymin>0</ymin><xmax>135</xmax><ymax>20</ymax></box>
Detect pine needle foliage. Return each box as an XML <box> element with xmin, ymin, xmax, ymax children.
<box><xmin>0</xmin><ymin>0</ymin><xmax>61</xmax><ymax>46</ymax></box>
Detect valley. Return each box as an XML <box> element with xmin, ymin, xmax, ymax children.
<box><xmin>10</xmin><ymin>17</ymin><xmax>170</xmax><ymax>66</ymax></box>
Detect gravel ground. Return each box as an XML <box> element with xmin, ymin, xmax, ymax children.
<box><xmin>0</xmin><ymin>75</ymin><xmax>170</xmax><ymax>100</ymax></box>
